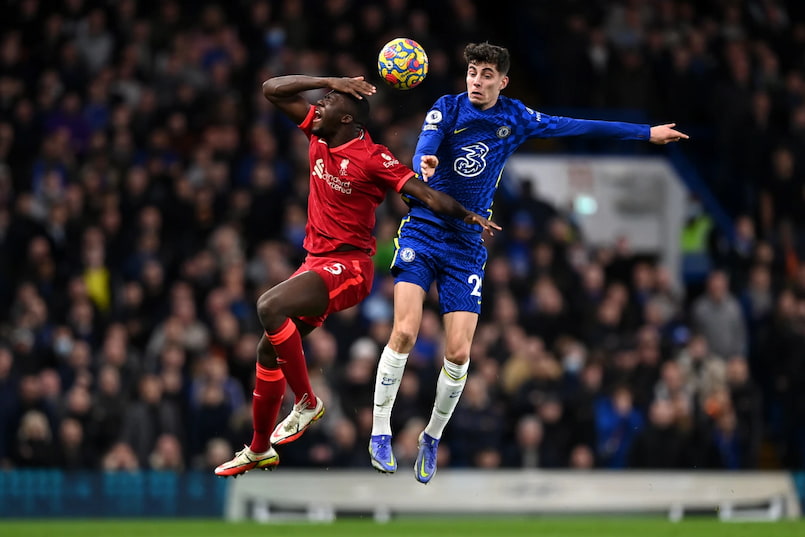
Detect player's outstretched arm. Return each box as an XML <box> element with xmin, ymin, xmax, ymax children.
<box><xmin>262</xmin><ymin>75</ymin><xmax>376</xmax><ymax>124</ymax></box>
<box><xmin>400</xmin><ymin>177</ymin><xmax>501</xmax><ymax>235</ymax></box>
<box><xmin>649</xmin><ymin>123</ymin><xmax>689</xmax><ymax>145</ymax></box>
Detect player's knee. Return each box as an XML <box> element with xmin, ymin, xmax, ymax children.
<box><xmin>256</xmin><ymin>292</ymin><xmax>280</xmax><ymax>325</ymax></box>
<box><xmin>389</xmin><ymin>328</ymin><xmax>417</xmax><ymax>353</ymax></box>
<box><xmin>444</xmin><ymin>350</ymin><xmax>470</xmax><ymax>365</ymax></box>
<box><xmin>256</xmin><ymin>338</ymin><xmax>278</xmax><ymax>368</ymax></box>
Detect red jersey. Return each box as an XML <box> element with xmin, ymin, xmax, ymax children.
<box><xmin>298</xmin><ymin>105</ymin><xmax>414</xmax><ymax>255</ymax></box>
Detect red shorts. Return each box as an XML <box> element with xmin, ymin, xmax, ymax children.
<box><xmin>291</xmin><ymin>251</ymin><xmax>375</xmax><ymax>327</ymax></box>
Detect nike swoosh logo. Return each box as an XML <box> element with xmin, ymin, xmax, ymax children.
<box><xmin>388</xmin><ymin>452</ymin><xmax>396</xmax><ymax>466</ymax></box>
<box><xmin>454</xmin><ymin>127</ymin><xmax>468</xmax><ymax>134</ymax></box>
<box><xmin>419</xmin><ymin>456</ymin><xmax>429</xmax><ymax>478</ymax></box>
<box><xmin>232</xmin><ymin>453</ymin><xmax>260</xmax><ymax>468</ymax></box>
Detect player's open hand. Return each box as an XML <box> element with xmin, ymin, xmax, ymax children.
<box><xmin>464</xmin><ymin>213</ymin><xmax>502</xmax><ymax>236</ymax></box>
<box><xmin>330</xmin><ymin>76</ymin><xmax>376</xmax><ymax>100</ymax></box>
<box><xmin>420</xmin><ymin>155</ymin><xmax>439</xmax><ymax>181</ymax></box>
<box><xmin>649</xmin><ymin>123</ymin><xmax>689</xmax><ymax>144</ymax></box>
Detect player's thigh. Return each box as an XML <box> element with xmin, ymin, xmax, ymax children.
<box><xmin>389</xmin><ymin>281</ymin><xmax>427</xmax><ymax>351</ymax></box>
<box><xmin>299</xmin><ymin>254</ymin><xmax>375</xmax><ymax>326</ymax></box>
<box><xmin>390</xmin><ymin>220</ymin><xmax>438</xmax><ymax>294</ymax></box>
<box><xmin>442</xmin><ymin>310</ymin><xmax>479</xmax><ymax>363</ymax></box>
<box><xmin>434</xmin><ymin>240</ymin><xmax>487</xmax><ymax>316</ymax></box>
<box><xmin>258</xmin><ymin>270</ymin><xmax>330</xmax><ymax>321</ymax></box>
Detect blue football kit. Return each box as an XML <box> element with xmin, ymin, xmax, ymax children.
<box><xmin>391</xmin><ymin>92</ymin><xmax>650</xmax><ymax>314</ymax></box>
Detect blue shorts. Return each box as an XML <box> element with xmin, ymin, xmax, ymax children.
<box><xmin>390</xmin><ymin>217</ymin><xmax>488</xmax><ymax>315</ymax></box>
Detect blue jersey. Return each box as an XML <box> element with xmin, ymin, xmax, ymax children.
<box><xmin>407</xmin><ymin>93</ymin><xmax>650</xmax><ymax>233</ymax></box>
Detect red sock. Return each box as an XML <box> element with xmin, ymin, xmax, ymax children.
<box><xmin>266</xmin><ymin>318</ymin><xmax>316</xmax><ymax>407</ymax></box>
<box><xmin>250</xmin><ymin>363</ymin><xmax>285</xmax><ymax>453</ymax></box>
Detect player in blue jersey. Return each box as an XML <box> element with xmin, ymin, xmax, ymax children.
<box><xmin>369</xmin><ymin>42</ymin><xmax>688</xmax><ymax>483</ymax></box>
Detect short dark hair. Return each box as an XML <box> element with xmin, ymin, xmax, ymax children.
<box><xmin>336</xmin><ymin>91</ymin><xmax>370</xmax><ymax>126</ymax></box>
<box><xmin>464</xmin><ymin>42</ymin><xmax>510</xmax><ymax>76</ymax></box>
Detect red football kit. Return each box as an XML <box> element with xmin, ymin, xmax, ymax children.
<box><xmin>292</xmin><ymin>105</ymin><xmax>414</xmax><ymax>326</ymax></box>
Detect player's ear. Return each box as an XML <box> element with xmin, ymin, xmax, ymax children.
<box><xmin>499</xmin><ymin>75</ymin><xmax>509</xmax><ymax>91</ymax></box>
<box><xmin>342</xmin><ymin>114</ymin><xmax>354</xmax><ymax>124</ymax></box>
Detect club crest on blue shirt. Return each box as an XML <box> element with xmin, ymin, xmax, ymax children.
<box><xmin>496</xmin><ymin>126</ymin><xmax>512</xmax><ymax>138</ymax></box>
<box><xmin>400</xmin><ymin>247</ymin><xmax>416</xmax><ymax>262</ymax></box>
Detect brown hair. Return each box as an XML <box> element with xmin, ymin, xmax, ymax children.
<box><xmin>464</xmin><ymin>43</ymin><xmax>510</xmax><ymax>75</ymax></box>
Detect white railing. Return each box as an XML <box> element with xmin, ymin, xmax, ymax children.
<box><xmin>225</xmin><ymin>469</ymin><xmax>800</xmax><ymax>522</ymax></box>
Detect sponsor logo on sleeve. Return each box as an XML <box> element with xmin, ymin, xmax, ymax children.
<box><xmin>381</xmin><ymin>152</ymin><xmax>400</xmax><ymax>168</ymax></box>
<box><xmin>526</xmin><ymin>107</ymin><xmax>541</xmax><ymax>121</ymax></box>
<box><xmin>425</xmin><ymin>110</ymin><xmax>442</xmax><ymax>124</ymax></box>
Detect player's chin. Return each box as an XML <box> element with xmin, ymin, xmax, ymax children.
<box><xmin>467</xmin><ymin>94</ymin><xmax>485</xmax><ymax>106</ymax></box>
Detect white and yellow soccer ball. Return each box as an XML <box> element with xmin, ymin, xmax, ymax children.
<box><xmin>378</xmin><ymin>38</ymin><xmax>428</xmax><ymax>90</ymax></box>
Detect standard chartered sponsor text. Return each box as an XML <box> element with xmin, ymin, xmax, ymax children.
<box><xmin>313</xmin><ymin>159</ymin><xmax>352</xmax><ymax>194</ymax></box>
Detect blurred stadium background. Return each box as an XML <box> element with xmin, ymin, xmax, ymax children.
<box><xmin>2</xmin><ymin>0</ymin><xmax>805</xmax><ymax>531</ymax></box>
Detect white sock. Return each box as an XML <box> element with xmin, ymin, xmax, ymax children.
<box><xmin>424</xmin><ymin>357</ymin><xmax>469</xmax><ymax>439</ymax></box>
<box><xmin>371</xmin><ymin>346</ymin><xmax>409</xmax><ymax>436</ymax></box>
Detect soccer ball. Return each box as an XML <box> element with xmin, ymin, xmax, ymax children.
<box><xmin>378</xmin><ymin>38</ymin><xmax>428</xmax><ymax>90</ymax></box>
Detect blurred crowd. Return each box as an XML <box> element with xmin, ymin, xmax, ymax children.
<box><xmin>1</xmin><ymin>0</ymin><xmax>804</xmax><ymax>474</ymax></box>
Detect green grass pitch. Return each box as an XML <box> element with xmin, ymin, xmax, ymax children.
<box><xmin>3</xmin><ymin>518</ymin><xmax>805</xmax><ymax>537</ymax></box>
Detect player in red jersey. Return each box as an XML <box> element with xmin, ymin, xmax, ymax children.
<box><xmin>215</xmin><ymin>75</ymin><xmax>500</xmax><ymax>477</ymax></box>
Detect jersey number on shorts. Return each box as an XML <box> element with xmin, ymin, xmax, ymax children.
<box><xmin>468</xmin><ymin>274</ymin><xmax>482</xmax><ymax>296</ymax></box>
<box><xmin>323</xmin><ymin>262</ymin><xmax>346</xmax><ymax>275</ymax></box>
<box><xmin>454</xmin><ymin>143</ymin><xmax>489</xmax><ymax>177</ymax></box>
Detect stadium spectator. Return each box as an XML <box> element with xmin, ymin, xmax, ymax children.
<box><xmin>594</xmin><ymin>384</ymin><xmax>644</xmax><ymax>468</ymax></box>
<box><xmin>120</xmin><ymin>373</ymin><xmax>183</xmax><ymax>468</ymax></box>
<box><xmin>691</xmin><ymin>270</ymin><xmax>748</xmax><ymax>359</ymax></box>
<box><xmin>12</xmin><ymin>409</ymin><xmax>58</xmax><ymax>467</ymax></box>
<box><xmin>628</xmin><ymin>397</ymin><xmax>692</xmax><ymax>469</ymax></box>
<box><xmin>57</xmin><ymin>416</ymin><xmax>97</xmax><ymax>470</ymax></box>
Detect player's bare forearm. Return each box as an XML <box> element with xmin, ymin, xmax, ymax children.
<box><xmin>401</xmin><ymin>178</ymin><xmax>500</xmax><ymax>234</ymax></box>
<box><xmin>428</xmin><ymin>193</ymin><xmax>499</xmax><ymax>235</ymax></box>
<box><xmin>425</xmin><ymin>190</ymin><xmax>470</xmax><ymax>220</ymax></box>
<box><xmin>262</xmin><ymin>75</ymin><xmax>376</xmax><ymax>123</ymax></box>
<box><xmin>261</xmin><ymin>75</ymin><xmax>322</xmax><ymax>123</ymax></box>
<box><xmin>263</xmin><ymin>75</ymin><xmax>331</xmax><ymax>100</ymax></box>
<box><xmin>262</xmin><ymin>76</ymin><xmax>375</xmax><ymax>101</ymax></box>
